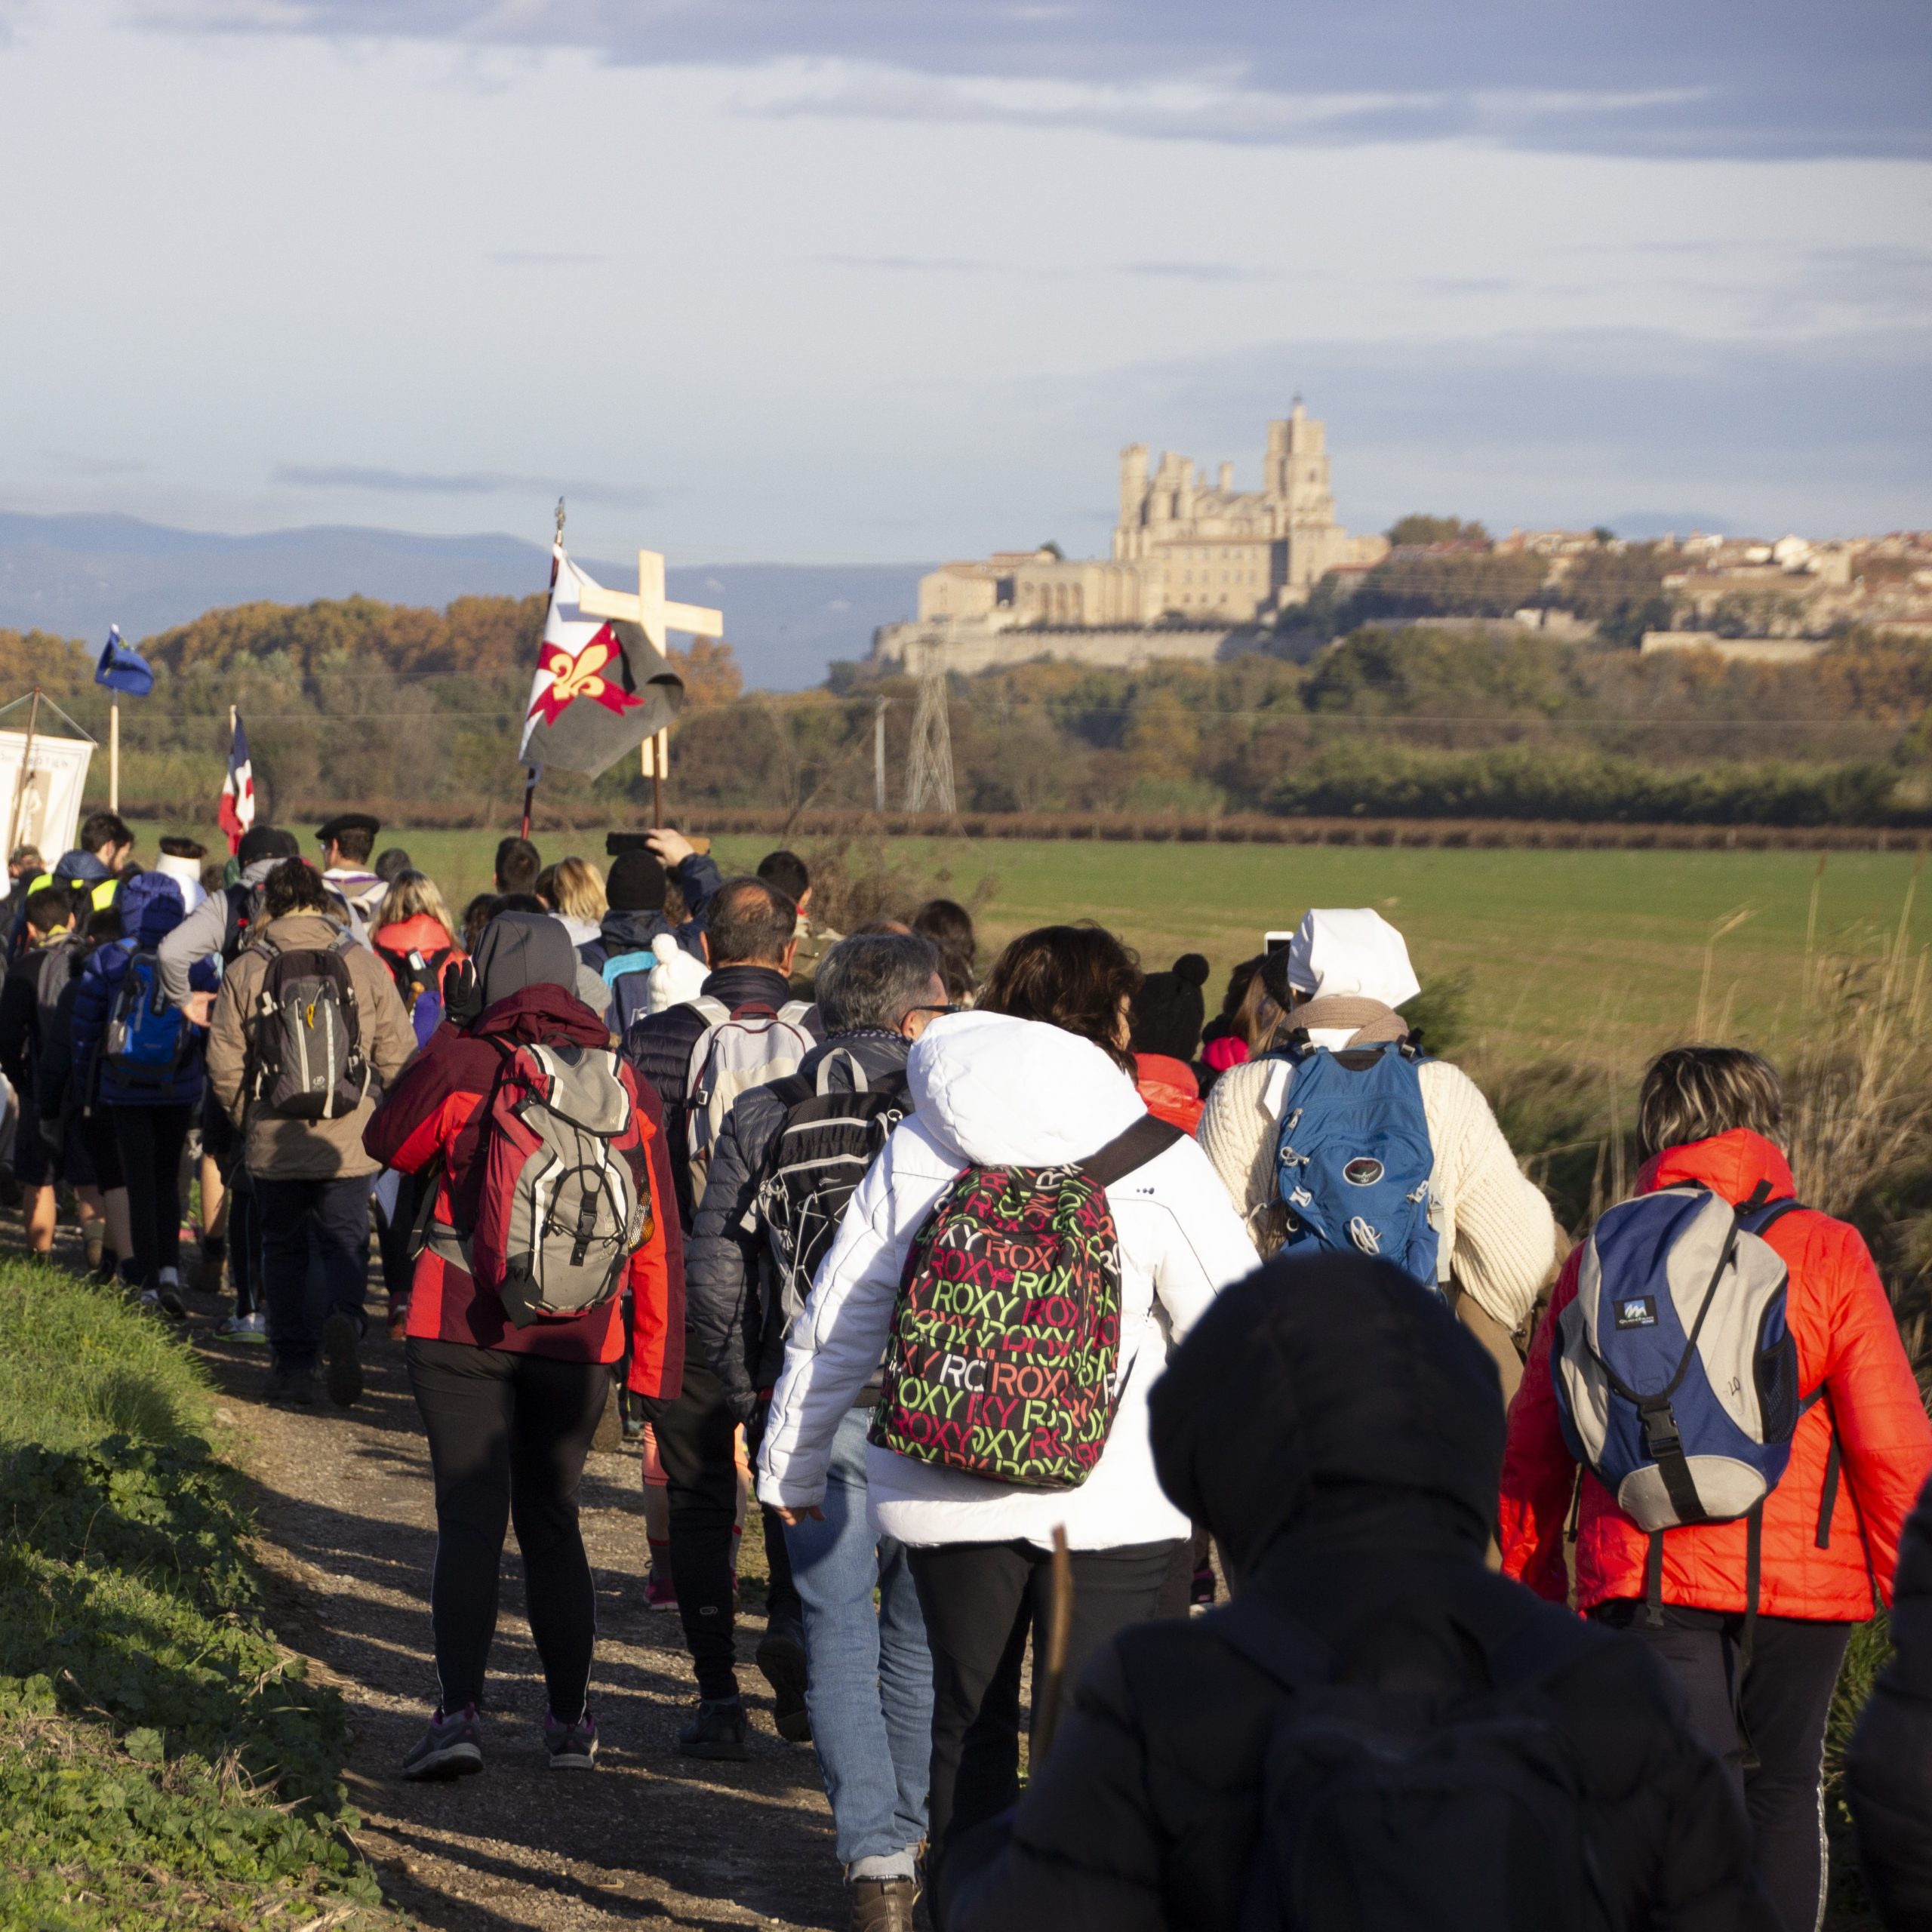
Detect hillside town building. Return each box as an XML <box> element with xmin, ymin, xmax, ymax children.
<box><xmin>874</xmin><ymin>404</ymin><xmax>1386</xmax><ymax>672</ymax></box>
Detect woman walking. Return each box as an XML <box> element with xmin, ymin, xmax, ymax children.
<box><xmin>1500</xmin><ymin>1046</ymin><xmax>1932</xmax><ymax>1931</ymax></box>
<box><xmin>365</xmin><ymin>913</ymin><xmax>682</xmax><ymax>1778</ymax></box>
<box><xmin>760</xmin><ymin>923</ymin><xmax>1257</xmax><ymax>1897</ymax></box>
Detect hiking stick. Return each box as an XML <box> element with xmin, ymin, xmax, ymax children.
<box><xmin>1032</xmin><ymin>1525</ymin><xmax>1075</xmax><ymax>1763</ymax></box>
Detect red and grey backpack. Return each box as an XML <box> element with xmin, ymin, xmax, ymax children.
<box><xmin>870</xmin><ymin>1114</ymin><xmax>1183</xmax><ymax>1491</ymax></box>
<box><xmin>426</xmin><ymin>1039</ymin><xmax>648</xmax><ymax>1328</ymax></box>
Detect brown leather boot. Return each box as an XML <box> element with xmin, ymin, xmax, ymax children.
<box><xmin>848</xmin><ymin>1876</ymin><xmax>918</xmax><ymax>1932</ymax></box>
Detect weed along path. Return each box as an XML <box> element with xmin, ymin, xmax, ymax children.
<box><xmin>192</xmin><ymin>1313</ymin><xmax>845</xmax><ymax>1931</ymax></box>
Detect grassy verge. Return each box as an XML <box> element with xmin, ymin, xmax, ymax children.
<box><xmin>0</xmin><ymin>1258</ymin><xmax>396</xmax><ymax>1930</ymax></box>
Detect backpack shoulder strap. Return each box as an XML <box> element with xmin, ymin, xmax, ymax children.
<box><xmin>814</xmin><ymin>1048</ymin><xmax>867</xmax><ymax>1097</ymax></box>
<box><xmin>688</xmin><ymin>994</ymin><xmax>729</xmax><ymax>1029</ymax></box>
<box><xmin>1080</xmin><ymin>1113</ymin><xmax>1186</xmax><ymax>1190</ymax></box>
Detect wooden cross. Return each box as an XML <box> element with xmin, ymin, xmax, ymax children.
<box><xmin>571</xmin><ymin>549</ymin><xmax>724</xmax><ymax>823</ymax></box>
<box><xmin>574</xmin><ymin>549</ymin><xmax>724</xmax><ymax>654</ymax></box>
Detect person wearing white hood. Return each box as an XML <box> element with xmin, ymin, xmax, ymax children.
<box><xmin>759</xmin><ymin>923</ymin><xmax>1258</xmax><ymax>1912</ymax></box>
<box><xmin>1196</xmin><ymin>908</ymin><xmax>1555</xmax><ymax>1395</ymax></box>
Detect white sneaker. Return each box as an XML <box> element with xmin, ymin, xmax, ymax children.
<box><xmin>217</xmin><ymin>1312</ymin><xmax>267</xmax><ymax>1342</ymax></box>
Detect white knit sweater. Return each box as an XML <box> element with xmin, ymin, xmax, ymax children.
<box><xmin>1195</xmin><ymin>1056</ymin><xmax>1557</xmax><ymax>1334</ymax></box>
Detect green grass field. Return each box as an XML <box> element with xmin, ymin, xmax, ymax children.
<box><xmin>130</xmin><ymin>819</ymin><xmax>1927</xmax><ymax>1072</ymax></box>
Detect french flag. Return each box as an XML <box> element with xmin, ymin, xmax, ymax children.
<box><xmin>218</xmin><ymin>712</ymin><xmax>255</xmax><ymax>855</ymax></box>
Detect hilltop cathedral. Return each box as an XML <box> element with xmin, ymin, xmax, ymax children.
<box><xmin>872</xmin><ymin>403</ymin><xmax>1387</xmax><ymax>674</ymax></box>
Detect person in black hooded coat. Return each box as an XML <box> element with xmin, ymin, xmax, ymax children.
<box><xmin>940</xmin><ymin>1254</ymin><xmax>1774</xmax><ymax>1932</ymax></box>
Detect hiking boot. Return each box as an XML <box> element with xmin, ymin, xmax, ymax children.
<box><xmin>138</xmin><ymin>1287</ymin><xmax>162</xmax><ymax>1312</ymax></box>
<box><xmin>219</xmin><ymin>1311</ymin><xmax>267</xmax><ymax>1343</ymax></box>
<box><xmin>544</xmin><ymin>1708</ymin><xmax>598</xmax><ymax>1770</ymax></box>
<box><xmin>321</xmin><ymin>1311</ymin><xmax>363</xmax><ymax>1408</ymax></box>
<box><xmin>386</xmin><ymin>1301</ymin><xmax>411</xmax><ymax>1342</ymax></box>
<box><xmin>677</xmin><ymin>1697</ymin><xmax>752</xmax><ymax>1761</ymax></box>
<box><xmin>267</xmin><ymin>1363</ymin><xmax>318</xmax><ymax>1407</ymax></box>
<box><xmin>849</xmin><ymin>1878</ymin><xmax>919</xmax><ymax>1932</ymax></box>
<box><xmin>757</xmin><ymin>1614</ymin><xmax>811</xmax><ymax>1744</ymax></box>
<box><xmin>643</xmin><ymin>1567</ymin><xmax>678</xmax><ymax>1613</ymax></box>
<box><xmin>401</xmin><ymin>1705</ymin><xmax>483</xmax><ymax>1782</ymax></box>
<box><xmin>155</xmin><ymin>1273</ymin><xmax>186</xmax><ymax>1318</ymax></box>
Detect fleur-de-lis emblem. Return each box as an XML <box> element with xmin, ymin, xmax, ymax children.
<box><xmin>527</xmin><ymin>623</ymin><xmax>644</xmax><ymax>728</ymax></box>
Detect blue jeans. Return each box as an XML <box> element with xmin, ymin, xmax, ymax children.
<box><xmin>783</xmin><ymin>1406</ymin><xmax>933</xmax><ymax>1879</ymax></box>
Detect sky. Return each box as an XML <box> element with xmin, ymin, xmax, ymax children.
<box><xmin>2</xmin><ymin>0</ymin><xmax>1928</xmax><ymax>568</ymax></box>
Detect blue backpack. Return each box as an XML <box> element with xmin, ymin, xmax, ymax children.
<box><xmin>1273</xmin><ymin>1038</ymin><xmax>1439</xmax><ymax>1287</ymax></box>
<box><xmin>102</xmin><ymin>949</ymin><xmax>189</xmax><ymax>1090</ymax></box>
<box><xmin>1551</xmin><ymin>1183</ymin><xmax>1832</xmax><ymax>1647</ymax></box>
<box><xmin>601</xmin><ymin>947</ymin><xmax>656</xmax><ymax>1038</ymax></box>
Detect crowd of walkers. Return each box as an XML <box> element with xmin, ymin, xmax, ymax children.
<box><xmin>3</xmin><ymin>808</ymin><xmax>1930</xmax><ymax>1932</ymax></box>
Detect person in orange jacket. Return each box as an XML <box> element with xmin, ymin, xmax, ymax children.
<box><xmin>1500</xmin><ymin>1046</ymin><xmax>1932</xmax><ymax>1932</ymax></box>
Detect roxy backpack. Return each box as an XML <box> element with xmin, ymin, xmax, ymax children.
<box><xmin>749</xmin><ymin>1050</ymin><xmax>912</xmax><ymax>1390</ymax></box>
<box><xmin>101</xmin><ymin>948</ymin><xmax>190</xmax><ymax>1090</ymax></box>
<box><xmin>425</xmin><ymin>1039</ymin><xmax>645</xmax><ymax>1328</ymax></box>
<box><xmin>683</xmin><ymin>994</ymin><xmax>816</xmax><ymax>1209</ymax></box>
<box><xmin>871</xmin><ymin>1113</ymin><xmax>1183</xmax><ymax>1491</ymax></box>
<box><xmin>1209</xmin><ymin>1583</ymin><xmax>1620</xmax><ymax>1932</ymax></box>
<box><xmin>249</xmin><ymin>933</ymin><xmax>373</xmax><ymax>1121</ymax></box>
<box><xmin>1552</xmin><ymin>1182</ymin><xmax>1832</xmax><ymax>1645</ymax></box>
<box><xmin>1269</xmin><ymin>999</ymin><xmax>1440</xmax><ymax>1287</ymax></box>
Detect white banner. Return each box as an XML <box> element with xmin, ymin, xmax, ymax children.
<box><xmin>0</xmin><ymin>731</ymin><xmax>95</xmax><ymax>860</ymax></box>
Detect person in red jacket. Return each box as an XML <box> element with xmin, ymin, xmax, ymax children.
<box><xmin>365</xmin><ymin>913</ymin><xmax>684</xmax><ymax>1783</ymax></box>
<box><xmin>1500</xmin><ymin>1046</ymin><xmax>1932</xmax><ymax>1932</ymax></box>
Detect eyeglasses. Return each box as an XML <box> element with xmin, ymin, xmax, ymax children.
<box><xmin>906</xmin><ymin>1004</ymin><xmax>958</xmax><ymax>1020</ymax></box>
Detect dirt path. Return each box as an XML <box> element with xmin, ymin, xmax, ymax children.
<box><xmin>191</xmin><ymin>1307</ymin><xmax>848</xmax><ymax>1932</ymax></box>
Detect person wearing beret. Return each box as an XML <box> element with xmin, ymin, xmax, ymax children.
<box><xmin>315</xmin><ymin>814</ymin><xmax>386</xmax><ymax>944</ymax></box>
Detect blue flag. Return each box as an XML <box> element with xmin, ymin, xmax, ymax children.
<box><xmin>95</xmin><ymin>625</ymin><xmax>153</xmax><ymax>697</ymax></box>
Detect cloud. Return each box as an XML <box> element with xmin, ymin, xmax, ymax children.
<box><xmin>132</xmin><ymin>0</ymin><xmax>1932</xmax><ymax>161</ymax></box>
<box><xmin>273</xmin><ymin>464</ymin><xmax>653</xmax><ymax>505</ymax></box>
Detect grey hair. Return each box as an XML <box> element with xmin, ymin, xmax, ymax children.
<box><xmin>1637</xmin><ymin>1046</ymin><xmax>1785</xmax><ymax>1160</ymax></box>
<box><xmin>816</xmin><ymin>933</ymin><xmax>941</xmax><ymax>1034</ymax></box>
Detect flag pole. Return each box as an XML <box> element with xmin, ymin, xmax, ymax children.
<box><xmin>5</xmin><ymin>685</ymin><xmax>43</xmax><ymax>865</ymax></box>
<box><xmin>521</xmin><ymin>766</ymin><xmax>540</xmax><ymax>841</ymax></box>
<box><xmin>109</xmin><ymin>701</ymin><xmax>119</xmax><ymax>812</ymax></box>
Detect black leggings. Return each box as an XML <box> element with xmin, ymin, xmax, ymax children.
<box><xmin>1593</xmin><ymin>1601</ymin><xmax>1851</xmax><ymax>1932</ymax></box>
<box><xmin>112</xmin><ymin>1103</ymin><xmax>192</xmax><ymax>1288</ymax></box>
<box><xmin>908</xmin><ymin>1537</ymin><xmax>1182</xmax><ymax>1879</ymax></box>
<box><xmin>407</xmin><ymin>1337</ymin><xmax>609</xmax><ymax>1722</ymax></box>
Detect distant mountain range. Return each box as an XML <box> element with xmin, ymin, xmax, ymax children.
<box><xmin>0</xmin><ymin>512</ymin><xmax>929</xmax><ymax>692</ymax></box>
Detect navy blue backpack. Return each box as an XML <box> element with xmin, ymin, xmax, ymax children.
<box><xmin>1273</xmin><ymin>1033</ymin><xmax>1440</xmax><ymax>1288</ymax></box>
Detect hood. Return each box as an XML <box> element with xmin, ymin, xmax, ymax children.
<box><xmin>257</xmin><ymin>911</ymin><xmax>346</xmax><ymax>950</ymax></box>
<box><xmin>1151</xmin><ymin>1253</ymin><xmax>1503</xmax><ymax>1577</ymax></box>
<box><xmin>472</xmin><ymin>911</ymin><xmax>578</xmax><ymax>1008</ymax></box>
<box><xmin>1638</xmin><ymin>1128</ymin><xmax>1795</xmax><ymax>1206</ymax></box>
<box><xmin>470</xmin><ymin>980</ymin><xmax>610</xmax><ymax>1049</ymax></box>
<box><xmin>115</xmin><ymin>870</ymin><xmax>186</xmax><ymax>946</ymax></box>
<box><xmin>700</xmin><ymin>963</ymin><xmax>796</xmax><ymax>1011</ymax></box>
<box><xmin>374</xmin><ymin>913</ymin><xmax>457</xmax><ymax>958</ymax></box>
<box><xmin>52</xmin><ymin>849</ymin><xmax>110</xmax><ymax>885</ymax></box>
<box><xmin>600</xmin><ymin>906</ymin><xmax>672</xmax><ymax>953</ymax></box>
<box><xmin>908</xmin><ymin>1011</ymin><xmax>1142</xmax><ymax>1166</ymax></box>
<box><xmin>801</xmin><ymin>1029</ymin><xmax>912</xmax><ymax>1093</ymax></box>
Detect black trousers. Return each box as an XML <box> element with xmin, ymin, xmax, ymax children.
<box><xmin>908</xmin><ymin>1537</ymin><xmax>1182</xmax><ymax>1875</ymax></box>
<box><xmin>1593</xmin><ymin>1601</ymin><xmax>1851</xmax><ymax>1932</ymax></box>
<box><xmin>408</xmin><ymin>1337</ymin><xmax>608</xmax><ymax>1721</ymax></box>
<box><xmin>639</xmin><ymin>1353</ymin><xmax>801</xmax><ymax>1702</ymax></box>
<box><xmin>257</xmin><ymin>1173</ymin><xmax>372</xmax><ymax>1371</ymax></box>
<box><xmin>112</xmin><ymin>1103</ymin><xmax>193</xmax><ymax>1288</ymax></box>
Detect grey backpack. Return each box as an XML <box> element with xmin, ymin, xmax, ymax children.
<box><xmin>429</xmin><ymin>1040</ymin><xmax>645</xmax><ymax>1328</ymax></box>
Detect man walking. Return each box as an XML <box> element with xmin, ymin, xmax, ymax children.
<box><xmin>694</xmin><ymin>932</ymin><xmax>946</xmax><ymax>1930</ymax></box>
<box><xmin>625</xmin><ymin>875</ymin><xmax>818</xmax><ymax>1755</ymax></box>
<box><xmin>207</xmin><ymin>858</ymin><xmax>413</xmax><ymax>1407</ymax></box>
<box><xmin>315</xmin><ymin>813</ymin><xmax>386</xmax><ymax>943</ymax></box>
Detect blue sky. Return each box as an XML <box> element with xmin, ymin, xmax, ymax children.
<box><xmin>2</xmin><ymin>0</ymin><xmax>1927</xmax><ymax>565</ymax></box>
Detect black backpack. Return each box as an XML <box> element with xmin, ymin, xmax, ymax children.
<box><xmin>1210</xmin><ymin>1585</ymin><xmax>1621</xmax><ymax>1932</ymax></box>
<box><xmin>749</xmin><ymin>1049</ymin><xmax>910</xmax><ymax>1389</ymax></box>
<box><xmin>248</xmin><ymin>934</ymin><xmax>374</xmax><ymax>1121</ymax></box>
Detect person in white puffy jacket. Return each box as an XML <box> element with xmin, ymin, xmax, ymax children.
<box><xmin>760</xmin><ymin>924</ymin><xmax>1259</xmax><ymax>1899</ymax></box>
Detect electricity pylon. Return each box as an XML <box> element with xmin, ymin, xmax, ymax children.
<box><xmin>904</xmin><ymin>643</ymin><xmax>957</xmax><ymax>816</ymax></box>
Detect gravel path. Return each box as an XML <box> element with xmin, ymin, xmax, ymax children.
<box><xmin>191</xmin><ymin>1306</ymin><xmax>848</xmax><ymax>1932</ymax></box>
